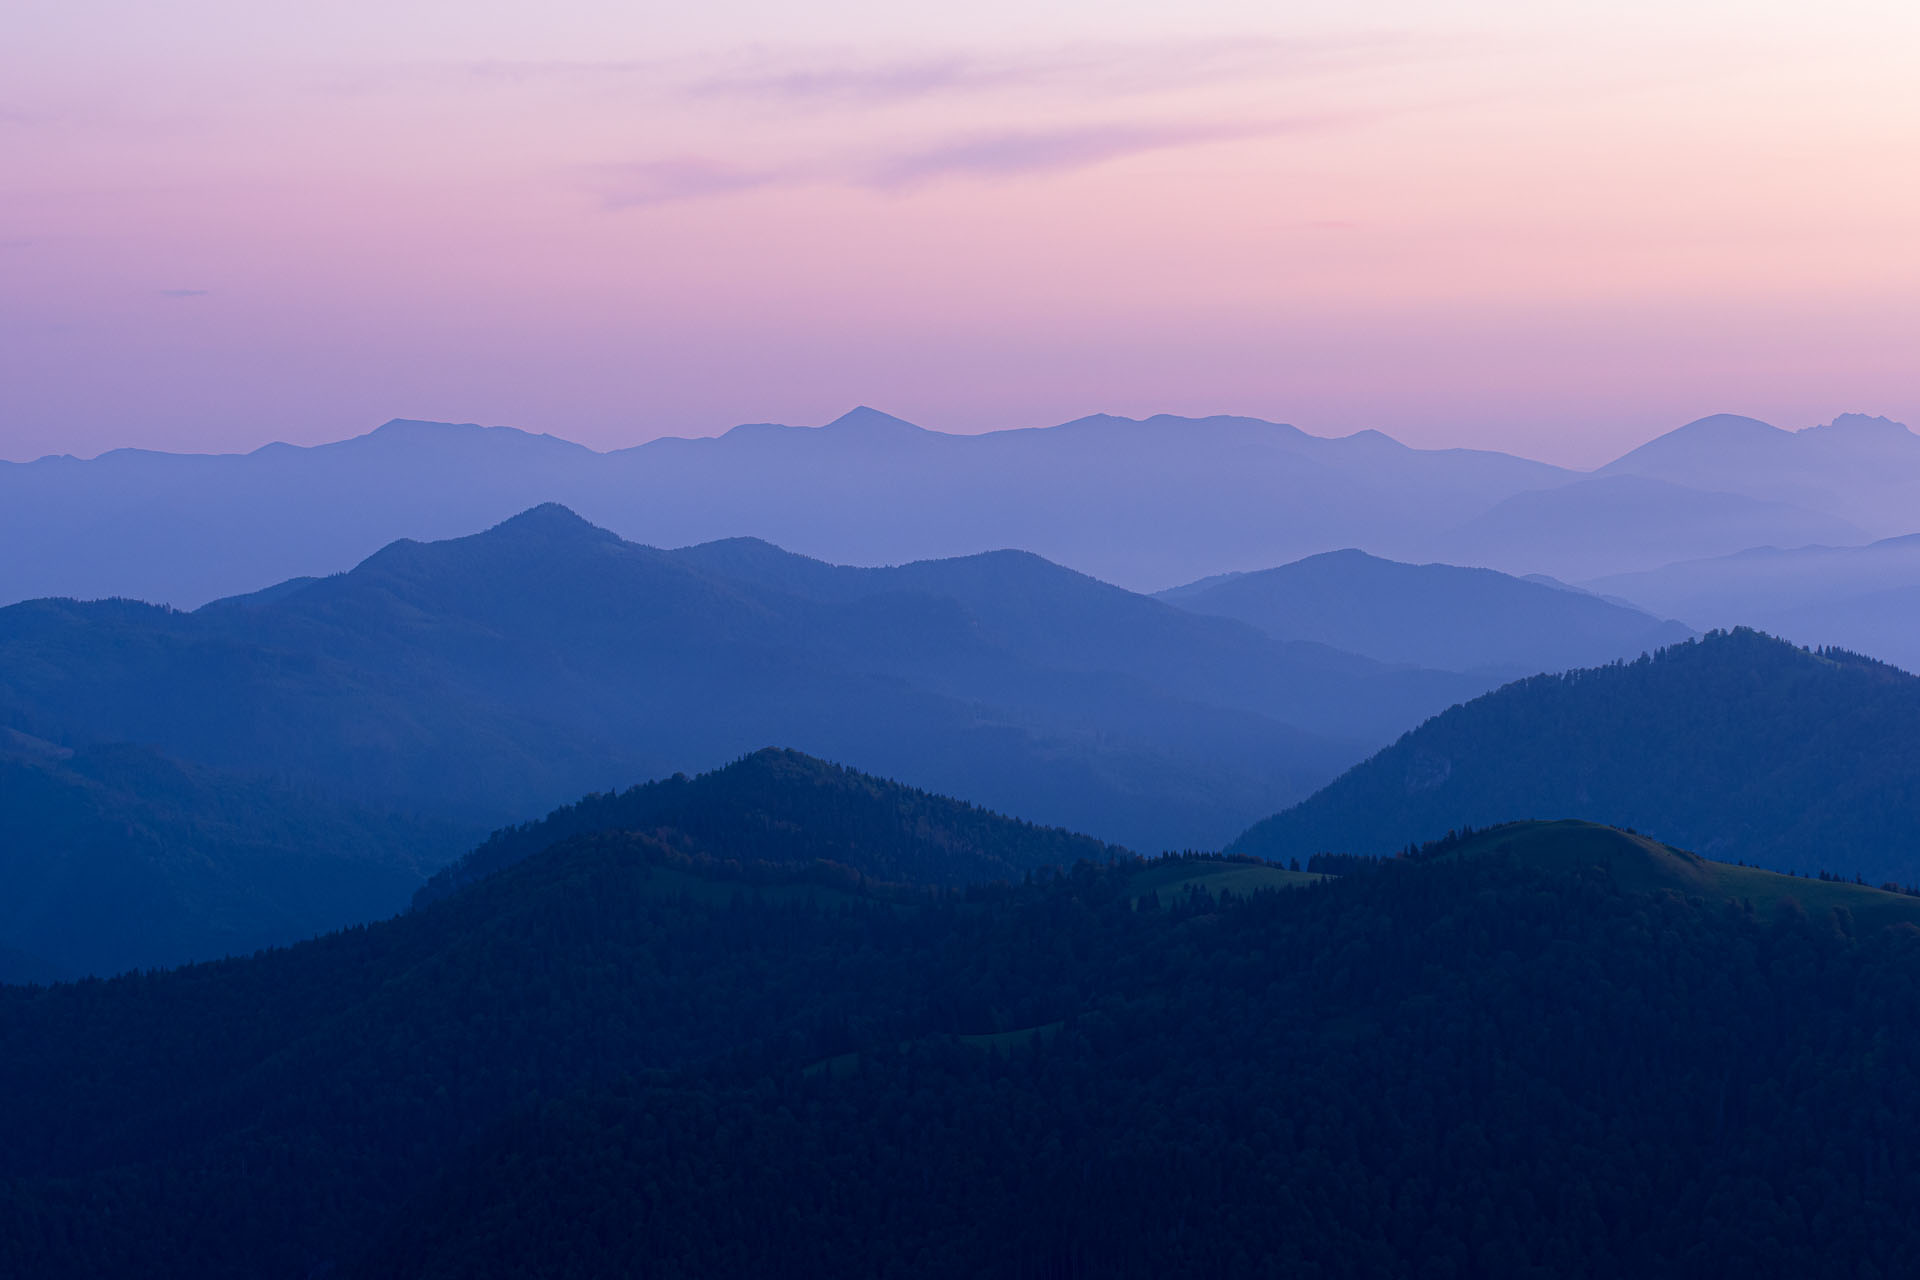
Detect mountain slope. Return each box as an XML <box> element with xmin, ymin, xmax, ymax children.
<box><xmin>1230</xmin><ymin>629</ymin><xmax>1920</xmax><ymax>882</ymax></box>
<box><xmin>1157</xmin><ymin>548</ymin><xmax>1692</xmax><ymax>674</ymax></box>
<box><xmin>4</xmin><ymin>771</ymin><xmax>1920</xmax><ymax>1277</ymax></box>
<box><xmin>0</xmin><ymin>729</ymin><xmax>473</xmax><ymax>978</ymax></box>
<box><xmin>415</xmin><ymin>747</ymin><xmax>1119</xmax><ymax>905</ymax></box>
<box><xmin>1599</xmin><ymin>411</ymin><xmax>1920</xmax><ymax>536</ymax></box>
<box><xmin>1589</xmin><ymin>533</ymin><xmax>1920</xmax><ymax>674</ymax></box>
<box><xmin>0</xmin><ymin>506</ymin><xmax>1483</xmax><ymax>850</ymax></box>
<box><xmin>664</xmin><ymin>538</ymin><xmax>1454</xmax><ymax>737</ymax></box>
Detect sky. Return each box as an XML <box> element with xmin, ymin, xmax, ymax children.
<box><xmin>2</xmin><ymin>0</ymin><xmax>1917</xmax><ymax>467</ymax></box>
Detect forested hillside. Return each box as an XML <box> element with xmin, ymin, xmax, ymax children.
<box><xmin>1232</xmin><ymin>629</ymin><xmax>1920</xmax><ymax>882</ymax></box>
<box><xmin>416</xmin><ymin>747</ymin><xmax>1120</xmax><ymax>906</ymax></box>
<box><xmin>3</xmin><ymin>761</ymin><xmax>1919</xmax><ymax>1277</ymax></box>
<box><xmin>0</xmin><ymin>729</ymin><xmax>471</xmax><ymax>976</ymax></box>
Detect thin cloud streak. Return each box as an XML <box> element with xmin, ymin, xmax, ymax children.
<box><xmin>694</xmin><ymin>36</ymin><xmax>1410</xmax><ymax>107</ymax></box>
<box><xmin>464</xmin><ymin>34</ymin><xmax>1415</xmax><ymax>110</ymax></box>
<box><xmin>690</xmin><ymin>54</ymin><xmax>1007</xmax><ymax>106</ymax></box>
<box><xmin>594</xmin><ymin>114</ymin><xmax>1351</xmax><ymax>208</ymax></box>
<box><xmin>866</xmin><ymin>118</ymin><xmax>1329</xmax><ymax>190</ymax></box>
<box><xmin>596</xmin><ymin>159</ymin><xmax>788</xmax><ymax>210</ymax></box>
<box><xmin>158</xmin><ymin>289</ymin><xmax>209</xmax><ymax>298</ymax></box>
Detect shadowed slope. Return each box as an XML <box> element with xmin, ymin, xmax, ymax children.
<box><xmin>1231</xmin><ymin>630</ymin><xmax>1920</xmax><ymax>883</ymax></box>
<box><xmin>7</xmin><ymin>786</ymin><xmax>1920</xmax><ymax>1276</ymax></box>
<box><xmin>416</xmin><ymin>747</ymin><xmax>1121</xmax><ymax>906</ymax></box>
<box><xmin>1423</xmin><ymin>820</ymin><xmax>1920</xmax><ymax>933</ymax></box>
<box><xmin>0</xmin><ymin>731</ymin><xmax>472</xmax><ymax>978</ymax></box>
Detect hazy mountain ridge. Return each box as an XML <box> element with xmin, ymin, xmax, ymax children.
<box><xmin>1157</xmin><ymin>548</ymin><xmax>1693</xmax><ymax>674</ymax></box>
<box><xmin>1428</xmin><ymin>473</ymin><xmax>1866</xmax><ymax>580</ymax></box>
<box><xmin>1231</xmin><ymin>629</ymin><xmax>1920</xmax><ymax>883</ymax></box>
<box><xmin>1590</xmin><ymin>533</ymin><xmax>1920</xmax><ymax>674</ymax></box>
<box><xmin>13</xmin><ymin>406</ymin><xmax>1906</xmax><ymax>608</ymax></box>
<box><xmin>0</xmin><ymin>505</ymin><xmax>1493</xmax><ymax>852</ymax></box>
<box><xmin>1601</xmin><ymin>411</ymin><xmax>1920</xmax><ymax>533</ymax></box>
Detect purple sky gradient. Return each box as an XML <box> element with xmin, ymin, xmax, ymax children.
<box><xmin>3</xmin><ymin>1</ymin><xmax>1917</xmax><ymax>466</ymax></box>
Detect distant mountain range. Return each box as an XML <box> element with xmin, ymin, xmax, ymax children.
<box><xmin>0</xmin><ymin>505</ymin><xmax>1500</xmax><ymax>855</ymax></box>
<box><xmin>1600</xmin><ymin>412</ymin><xmax>1920</xmax><ymax>535</ymax></box>
<box><xmin>1231</xmin><ymin>629</ymin><xmax>1920</xmax><ymax>883</ymax></box>
<box><xmin>0</xmin><ymin>511</ymin><xmax>1747</xmax><ymax>976</ymax></box>
<box><xmin>1157</xmin><ymin>549</ymin><xmax>1692</xmax><ymax>675</ymax></box>
<box><xmin>1590</xmin><ymin>533</ymin><xmax>1920</xmax><ymax>675</ymax></box>
<box><xmin>6</xmin><ymin>407</ymin><xmax>1913</xmax><ymax>606</ymax></box>
<box><xmin>1429</xmin><ymin>473</ymin><xmax>1864</xmax><ymax>582</ymax></box>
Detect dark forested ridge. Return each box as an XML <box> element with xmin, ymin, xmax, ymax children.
<box><xmin>416</xmin><ymin>747</ymin><xmax>1122</xmax><ymax>907</ymax></box>
<box><xmin>0</xmin><ymin>503</ymin><xmax>1489</xmax><ymax>851</ymax></box>
<box><xmin>4</xmin><ymin>751</ymin><xmax>1920</xmax><ymax>1276</ymax></box>
<box><xmin>1233</xmin><ymin>629</ymin><xmax>1920</xmax><ymax>884</ymax></box>
<box><xmin>0</xmin><ymin>728</ymin><xmax>473</xmax><ymax>977</ymax></box>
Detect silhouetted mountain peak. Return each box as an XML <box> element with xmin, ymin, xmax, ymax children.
<box><xmin>369</xmin><ymin>417</ymin><xmax>473</xmax><ymax>436</ymax></box>
<box><xmin>1673</xmin><ymin>412</ymin><xmax>1783</xmax><ymax>437</ymax></box>
<box><xmin>337</xmin><ymin>503</ymin><xmax>625</xmax><ymax>590</ymax></box>
<box><xmin>1804</xmin><ymin>413</ymin><xmax>1915</xmax><ymax>440</ymax></box>
<box><xmin>820</xmin><ymin>406</ymin><xmax>926</xmax><ymax>435</ymax></box>
<box><xmin>1599</xmin><ymin>414</ymin><xmax>1788</xmax><ymax>471</ymax></box>
<box><xmin>1334</xmin><ymin>428</ymin><xmax>1407</xmax><ymax>450</ymax></box>
<box><xmin>481</xmin><ymin>503</ymin><xmax>622</xmax><ymax>546</ymax></box>
<box><xmin>352</xmin><ymin>419</ymin><xmax>591</xmax><ymax>455</ymax></box>
<box><xmin>414</xmin><ymin>746</ymin><xmax>1119</xmax><ymax>906</ymax></box>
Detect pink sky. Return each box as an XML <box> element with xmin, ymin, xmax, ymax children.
<box><xmin>3</xmin><ymin>0</ymin><xmax>1917</xmax><ymax>466</ymax></box>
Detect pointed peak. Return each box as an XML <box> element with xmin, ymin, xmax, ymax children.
<box><xmin>820</xmin><ymin>406</ymin><xmax>926</xmax><ymax>435</ymax></box>
<box><xmin>365</xmin><ymin>418</ymin><xmax>484</xmax><ymax>438</ymax></box>
<box><xmin>483</xmin><ymin>503</ymin><xmax>621</xmax><ymax>545</ymax></box>
<box><xmin>1334</xmin><ymin>428</ymin><xmax>1407</xmax><ymax>448</ymax></box>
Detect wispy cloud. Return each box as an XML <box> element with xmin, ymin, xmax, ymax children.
<box><xmin>158</xmin><ymin>289</ymin><xmax>209</xmax><ymax>298</ymax></box>
<box><xmin>591</xmin><ymin>114</ymin><xmax>1352</xmax><ymax>209</ymax></box>
<box><xmin>866</xmin><ymin>119</ymin><xmax>1310</xmax><ymax>190</ymax></box>
<box><xmin>688</xmin><ymin>37</ymin><xmax>1401</xmax><ymax>108</ymax></box>
<box><xmin>687</xmin><ymin>53</ymin><xmax>1035</xmax><ymax>106</ymax></box>
<box><xmin>457</xmin><ymin>34</ymin><xmax>1412</xmax><ymax>112</ymax></box>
